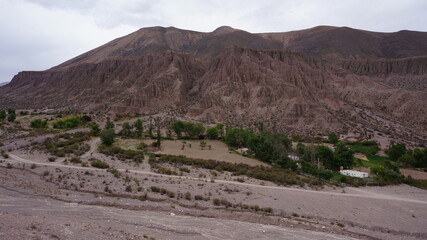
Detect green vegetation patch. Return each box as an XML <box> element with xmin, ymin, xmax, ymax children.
<box><xmin>43</xmin><ymin>132</ymin><xmax>90</xmax><ymax>157</ymax></box>
<box><xmin>348</xmin><ymin>142</ymin><xmax>380</xmax><ymax>156</ymax></box>
<box><xmin>362</xmin><ymin>155</ymin><xmax>389</xmax><ymax>168</ymax></box>
<box><xmin>152</xmin><ymin>154</ymin><xmax>314</xmax><ymax>187</ymax></box>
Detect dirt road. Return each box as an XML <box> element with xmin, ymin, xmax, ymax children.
<box><xmin>5</xmin><ymin>153</ymin><xmax>427</xmax><ymax>205</ymax></box>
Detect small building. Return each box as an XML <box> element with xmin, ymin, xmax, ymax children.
<box><xmin>288</xmin><ymin>154</ymin><xmax>300</xmax><ymax>161</ymax></box>
<box><xmin>340</xmin><ymin>170</ymin><xmax>369</xmax><ymax>178</ymax></box>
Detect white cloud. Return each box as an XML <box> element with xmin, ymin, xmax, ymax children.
<box><xmin>0</xmin><ymin>0</ymin><xmax>426</xmax><ymax>82</ymax></box>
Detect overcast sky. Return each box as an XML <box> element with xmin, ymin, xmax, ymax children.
<box><xmin>1</xmin><ymin>0</ymin><xmax>427</xmax><ymax>83</ymax></box>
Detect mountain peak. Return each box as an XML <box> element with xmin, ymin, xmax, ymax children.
<box><xmin>213</xmin><ymin>26</ymin><xmax>237</xmax><ymax>35</ymax></box>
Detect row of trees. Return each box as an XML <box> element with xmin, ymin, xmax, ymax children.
<box><xmin>28</xmin><ymin>115</ymin><xmax>92</xmax><ymax>129</ymax></box>
<box><xmin>119</xmin><ymin>119</ymin><xmax>143</xmax><ymax>138</ymax></box>
<box><xmin>171</xmin><ymin>121</ymin><xmax>226</xmax><ymax>140</ymax></box>
<box><xmin>296</xmin><ymin>142</ymin><xmax>354</xmax><ymax>171</ymax></box>
<box><xmin>224</xmin><ymin>127</ymin><xmax>294</xmax><ymax>167</ymax></box>
<box><xmin>386</xmin><ymin>143</ymin><xmax>427</xmax><ymax>168</ymax></box>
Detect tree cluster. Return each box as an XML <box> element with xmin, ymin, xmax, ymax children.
<box><xmin>224</xmin><ymin>127</ymin><xmax>292</xmax><ymax>166</ymax></box>
<box><xmin>0</xmin><ymin>109</ymin><xmax>16</xmax><ymax>122</ymax></box>
<box><xmin>172</xmin><ymin>121</ymin><xmax>205</xmax><ymax>139</ymax></box>
<box><xmin>386</xmin><ymin>143</ymin><xmax>427</xmax><ymax>168</ymax></box>
<box><xmin>119</xmin><ymin>119</ymin><xmax>144</xmax><ymax>138</ymax></box>
<box><xmin>296</xmin><ymin>141</ymin><xmax>354</xmax><ymax>171</ymax></box>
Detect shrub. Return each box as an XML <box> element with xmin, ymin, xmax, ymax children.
<box><xmin>125</xmin><ymin>185</ymin><xmax>132</xmax><ymax>192</ymax></box>
<box><xmin>194</xmin><ymin>195</ymin><xmax>203</xmax><ymax>200</ymax></box>
<box><xmin>30</xmin><ymin>119</ymin><xmax>48</xmax><ymax>128</ymax></box>
<box><xmin>91</xmin><ymin>160</ymin><xmax>109</xmax><ymax>169</ymax></box>
<box><xmin>69</xmin><ymin>157</ymin><xmax>81</xmax><ymax>164</ymax></box>
<box><xmin>179</xmin><ymin>167</ymin><xmax>190</xmax><ymax>173</ymax></box>
<box><xmin>213</xmin><ymin>198</ymin><xmax>220</xmax><ymax>206</ymax></box>
<box><xmin>107</xmin><ymin>168</ymin><xmax>121</xmax><ymax>178</ymax></box>
<box><xmin>150</xmin><ymin>186</ymin><xmax>160</xmax><ymax>193</ymax></box>
<box><xmin>48</xmin><ymin>157</ymin><xmax>57</xmax><ymax>162</ymax></box>
<box><xmin>184</xmin><ymin>192</ymin><xmax>192</xmax><ymax>200</ymax></box>
<box><xmin>167</xmin><ymin>191</ymin><xmax>175</xmax><ymax>198</ymax></box>
<box><xmin>52</xmin><ymin>116</ymin><xmax>81</xmax><ymax>129</ymax></box>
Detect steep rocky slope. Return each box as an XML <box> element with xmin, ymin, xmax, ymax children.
<box><xmin>1</xmin><ymin>26</ymin><xmax>426</xmax><ymax>145</ymax></box>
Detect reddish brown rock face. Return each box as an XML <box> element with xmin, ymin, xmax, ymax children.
<box><xmin>0</xmin><ymin>26</ymin><xmax>426</xmax><ymax>144</ymax></box>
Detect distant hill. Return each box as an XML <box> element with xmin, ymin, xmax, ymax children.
<box><xmin>1</xmin><ymin>26</ymin><xmax>426</xmax><ymax>145</ymax></box>
<box><xmin>0</xmin><ymin>81</ymin><xmax>9</xmax><ymax>86</ymax></box>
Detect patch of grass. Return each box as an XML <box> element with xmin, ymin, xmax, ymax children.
<box><xmin>362</xmin><ymin>155</ymin><xmax>389</xmax><ymax>168</ymax></box>
<box><xmin>42</xmin><ymin>132</ymin><xmax>90</xmax><ymax>157</ymax></box>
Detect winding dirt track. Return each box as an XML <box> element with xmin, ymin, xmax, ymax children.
<box><xmin>5</xmin><ymin>153</ymin><xmax>427</xmax><ymax>205</ymax></box>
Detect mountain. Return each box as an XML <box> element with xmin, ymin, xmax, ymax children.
<box><xmin>0</xmin><ymin>81</ymin><xmax>9</xmax><ymax>86</ymax></box>
<box><xmin>1</xmin><ymin>26</ymin><xmax>426</xmax><ymax>146</ymax></box>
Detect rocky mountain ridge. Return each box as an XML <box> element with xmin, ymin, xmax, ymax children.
<box><xmin>1</xmin><ymin>26</ymin><xmax>426</xmax><ymax>146</ymax></box>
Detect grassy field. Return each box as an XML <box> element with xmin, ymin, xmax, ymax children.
<box><xmin>361</xmin><ymin>155</ymin><xmax>389</xmax><ymax>168</ymax></box>
<box><xmin>113</xmin><ymin>138</ymin><xmax>145</xmax><ymax>151</ymax></box>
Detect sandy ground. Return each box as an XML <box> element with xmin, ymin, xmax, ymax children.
<box><xmin>1</xmin><ymin>133</ymin><xmax>427</xmax><ymax>240</ymax></box>
<box><xmin>354</xmin><ymin>153</ymin><xmax>368</xmax><ymax>161</ymax></box>
<box><xmin>0</xmin><ymin>187</ymin><xmax>359</xmax><ymax>240</ymax></box>
<box><xmin>156</xmin><ymin>140</ymin><xmax>269</xmax><ymax>167</ymax></box>
<box><xmin>401</xmin><ymin>169</ymin><xmax>427</xmax><ymax>180</ymax></box>
<box><xmin>2</xmin><ymin>150</ymin><xmax>427</xmax><ymax>240</ymax></box>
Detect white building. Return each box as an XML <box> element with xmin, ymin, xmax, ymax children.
<box><xmin>288</xmin><ymin>154</ymin><xmax>300</xmax><ymax>161</ymax></box>
<box><xmin>340</xmin><ymin>170</ymin><xmax>369</xmax><ymax>178</ymax></box>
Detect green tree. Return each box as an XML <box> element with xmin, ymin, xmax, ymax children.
<box><xmin>328</xmin><ymin>132</ymin><xmax>339</xmax><ymax>144</ymax></box>
<box><xmin>100</xmin><ymin>128</ymin><xmax>115</xmax><ymax>146</ymax></box>
<box><xmin>207</xmin><ymin>127</ymin><xmax>219</xmax><ymax>139</ymax></box>
<box><xmin>183</xmin><ymin>122</ymin><xmax>205</xmax><ymax>139</ymax></box>
<box><xmin>296</xmin><ymin>142</ymin><xmax>305</xmax><ymax>157</ymax></box>
<box><xmin>224</xmin><ymin>127</ymin><xmax>254</xmax><ymax>148</ymax></box>
<box><xmin>7</xmin><ymin>109</ymin><xmax>15</xmax><ymax>115</ymax></box>
<box><xmin>0</xmin><ymin>110</ymin><xmax>6</xmax><ymax>120</ymax></box>
<box><xmin>133</xmin><ymin>119</ymin><xmax>143</xmax><ymax>137</ymax></box>
<box><xmin>7</xmin><ymin>113</ymin><xmax>16</xmax><ymax>122</ymax></box>
<box><xmin>413</xmin><ymin>148</ymin><xmax>427</xmax><ymax>168</ymax></box>
<box><xmin>89</xmin><ymin>122</ymin><xmax>101</xmax><ymax>136</ymax></box>
<box><xmin>385</xmin><ymin>144</ymin><xmax>406</xmax><ymax>161</ymax></box>
<box><xmin>398</xmin><ymin>154</ymin><xmax>415</xmax><ymax>168</ymax></box>
<box><xmin>316</xmin><ymin>145</ymin><xmax>335</xmax><ymax>169</ymax></box>
<box><xmin>120</xmin><ymin>122</ymin><xmax>132</xmax><ymax>138</ymax></box>
<box><xmin>333</xmin><ymin>142</ymin><xmax>354</xmax><ymax>170</ymax></box>
<box><xmin>105</xmin><ymin>117</ymin><xmax>114</xmax><ymax>129</ymax></box>
<box><xmin>172</xmin><ymin>121</ymin><xmax>185</xmax><ymax>138</ymax></box>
